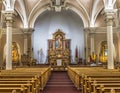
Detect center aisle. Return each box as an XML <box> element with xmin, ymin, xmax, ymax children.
<box><xmin>41</xmin><ymin>71</ymin><xmax>80</xmax><ymax>93</ymax></box>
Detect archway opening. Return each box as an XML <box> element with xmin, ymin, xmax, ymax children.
<box><xmin>32</xmin><ymin>10</ymin><xmax>85</xmax><ymax>64</ymax></box>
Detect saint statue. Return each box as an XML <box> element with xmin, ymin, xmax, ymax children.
<box><xmin>12</xmin><ymin>43</ymin><xmax>19</xmax><ymax>62</ymax></box>
<box><xmin>38</xmin><ymin>48</ymin><xmax>45</xmax><ymax>64</ymax></box>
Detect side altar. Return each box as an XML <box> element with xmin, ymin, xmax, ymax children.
<box><xmin>48</xmin><ymin>29</ymin><xmax>71</xmax><ymax>71</ymax></box>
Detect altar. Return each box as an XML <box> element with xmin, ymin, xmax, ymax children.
<box><xmin>57</xmin><ymin>59</ymin><xmax>62</xmax><ymax>66</ymax></box>
<box><xmin>48</xmin><ymin>29</ymin><xmax>71</xmax><ymax>71</ymax></box>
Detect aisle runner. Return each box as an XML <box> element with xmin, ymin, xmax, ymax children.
<box><xmin>41</xmin><ymin>71</ymin><xmax>80</xmax><ymax>93</ymax></box>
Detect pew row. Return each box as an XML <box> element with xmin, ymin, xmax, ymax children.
<box><xmin>67</xmin><ymin>66</ymin><xmax>120</xmax><ymax>93</ymax></box>
<box><xmin>0</xmin><ymin>66</ymin><xmax>51</xmax><ymax>93</ymax></box>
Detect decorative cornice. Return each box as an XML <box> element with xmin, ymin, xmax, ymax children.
<box><xmin>84</xmin><ymin>26</ymin><xmax>120</xmax><ymax>34</ymax></box>
<box><xmin>0</xmin><ymin>28</ymin><xmax>23</xmax><ymax>34</ymax></box>
<box><xmin>21</xmin><ymin>28</ymin><xmax>34</xmax><ymax>34</ymax></box>
<box><xmin>104</xmin><ymin>9</ymin><xmax>117</xmax><ymax>26</ymax></box>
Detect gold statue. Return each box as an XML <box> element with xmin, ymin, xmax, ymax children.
<box><xmin>12</xmin><ymin>42</ymin><xmax>19</xmax><ymax>62</ymax></box>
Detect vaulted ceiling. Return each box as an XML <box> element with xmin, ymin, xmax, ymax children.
<box><xmin>0</xmin><ymin>0</ymin><xmax>118</xmax><ymax>28</ymax></box>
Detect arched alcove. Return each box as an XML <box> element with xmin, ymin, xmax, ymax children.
<box><xmin>3</xmin><ymin>42</ymin><xmax>21</xmax><ymax>65</ymax></box>
<box><xmin>32</xmin><ymin>10</ymin><xmax>85</xmax><ymax>64</ymax></box>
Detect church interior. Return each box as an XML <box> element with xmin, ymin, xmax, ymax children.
<box><xmin>0</xmin><ymin>0</ymin><xmax>120</xmax><ymax>93</ymax></box>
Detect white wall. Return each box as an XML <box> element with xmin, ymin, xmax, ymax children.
<box><xmin>33</xmin><ymin>10</ymin><xmax>84</xmax><ymax>64</ymax></box>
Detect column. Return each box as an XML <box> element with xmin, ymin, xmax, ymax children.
<box><xmin>24</xmin><ymin>34</ymin><xmax>28</xmax><ymax>55</ymax></box>
<box><xmin>105</xmin><ymin>9</ymin><xmax>116</xmax><ymax>69</ymax></box>
<box><xmin>90</xmin><ymin>33</ymin><xmax>95</xmax><ymax>55</ymax></box>
<box><xmin>28</xmin><ymin>29</ymin><xmax>34</xmax><ymax>57</ymax></box>
<box><xmin>23</xmin><ymin>28</ymin><xmax>34</xmax><ymax>57</ymax></box>
<box><xmin>117</xmin><ymin>33</ymin><xmax>120</xmax><ymax>62</ymax></box>
<box><xmin>84</xmin><ymin>28</ymin><xmax>89</xmax><ymax>62</ymax></box>
<box><xmin>117</xmin><ymin>8</ymin><xmax>120</xmax><ymax>62</ymax></box>
<box><xmin>4</xmin><ymin>13</ymin><xmax>15</xmax><ymax>70</ymax></box>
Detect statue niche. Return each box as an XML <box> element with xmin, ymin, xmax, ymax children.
<box><xmin>48</xmin><ymin>29</ymin><xmax>71</xmax><ymax>68</ymax></box>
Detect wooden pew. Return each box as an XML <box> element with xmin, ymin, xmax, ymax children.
<box><xmin>0</xmin><ymin>80</ymin><xmax>38</xmax><ymax>93</ymax></box>
<box><xmin>0</xmin><ymin>85</ymin><xmax>28</xmax><ymax>93</ymax></box>
<box><xmin>67</xmin><ymin>66</ymin><xmax>120</xmax><ymax>93</ymax></box>
<box><xmin>96</xmin><ymin>85</ymin><xmax>120</xmax><ymax>93</ymax></box>
<box><xmin>0</xmin><ymin>66</ymin><xmax>51</xmax><ymax>93</ymax></box>
<box><xmin>85</xmin><ymin>78</ymin><xmax>120</xmax><ymax>93</ymax></box>
<box><xmin>84</xmin><ymin>79</ymin><xmax>120</xmax><ymax>93</ymax></box>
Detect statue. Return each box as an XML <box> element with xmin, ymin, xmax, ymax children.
<box><xmin>38</xmin><ymin>48</ymin><xmax>45</xmax><ymax>64</ymax></box>
<box><xmin>12</xmin><ymin>43</ymin><xmax>19</xmax><ymax>62</ymax></box>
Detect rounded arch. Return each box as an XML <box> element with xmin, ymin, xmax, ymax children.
<box><xmin>29</xmin><ymin>4</ymin><xmax>89</xmax><ymax>28</ymax></box>
<box><xmin>29</xmin><ymin>6</ymin><xmax>49</xmax><ymax>28</ymax></box>
<box><xmin>15</xmin><ymin>0</ymin><xmax>28</xmax><ymax>28</ymax></box>
<box><xmin>68</xmin><ymin>6</ymin><xmax>89</xmax><ymax>27</ymax></box>
<box><xmin>94</xmin><ymin>7</ymin><xmax>104</xmax><ymax>26</ymax></box>
<box><xmin>91</xmin><ymin>0</ymin><xmax>104</xmax><ymax>27</ymax></box>
<box><xmin>97</xmin><ymin>40</ymin><xmax>116</xmax><ymax>62</ymax></box>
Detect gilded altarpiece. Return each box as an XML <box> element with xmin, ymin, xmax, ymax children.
<box><xmin>48</xmin><ymin>29</ymin><xmax>71</xmax><ymax>70</ymax></box>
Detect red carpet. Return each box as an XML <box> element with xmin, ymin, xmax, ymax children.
<box><xmin>40</xmin><ymin>71</ymin><xmax>80</xmax><ymax>93</ymax></box>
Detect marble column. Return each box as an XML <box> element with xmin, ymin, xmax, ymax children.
<box><xmin>105</xmin><ymin>9</ymin><xmax>116</xmax><ymax>69</ymax></box>
<box><xmin>29</xmin><ymin>29</ymin><xmax>34</xmax><ymax>58</ymax></box>
<box><xmin>4</xmin><ymin>13</ymin><xmax>15</xmax><ymax>70</ymax></box>
<box><xmin>84</xmin><ymin>28</ymin><xmax>89</xmax><ymax>62</ymax></box>
<box><xmin>23</xmin><ymin>28</ymin><xmax>34</xmax><ymax>57</ymax></box>
<box><xmin>117</xmin><ymin>33</ymin><xmax>120</xmax><ymax>62</ymax></box>
<box><xmin>90</xmin><ymin>33</ymin><xmax>95</xmax><ymax>55</ymax></box>
<box><xmin>24</xmin><ymin>34</ymin><xmax>28</xmax><ymax>55</ymax></box>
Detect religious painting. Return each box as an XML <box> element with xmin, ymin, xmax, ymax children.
<box><xmin>48</xmin><ymin>40</ymin><xmax>53</xmax><ymax>49</ymax></box>
<box><xmin>55</xmin><ymin>34</ymin><xmax>63</xmax><ymax>49</ymax></box>
<box><xmin>65</xmin><ymin>40</ymin><xmax>70</xmax><ymax>49</ymax></box>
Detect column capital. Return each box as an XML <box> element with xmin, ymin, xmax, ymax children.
<box><xmin>104</xmin><ymin>9</ymin><xmax>117</xmax><ymax>26</ymax></box>
<box><xmin>2</xmin><ymin>10</ymin><xmax>16</xmax><ymax>21</ymax></box>
<box><xmin>84</xmin><ymin>27</ymin><xmax>96</xmax><ymax>34</ymax></box>
<box><xmin>22</xmin><ymin>28</ymin><xmax>34</xmax><ymax>34</ymax></box>
<box><xmin>2</xmin><ymin>10</ymin><xmax>17</xmax><ymax>27</ymax></box>
<box><xmin>83</xmin><ymin>28</ymin><xmax>90</xmax><ymax>33</ymax></box>
<box><xmin>104</xmin><ymin>9</ymin><xmax>117</xmax><ymax>16</ymax></box>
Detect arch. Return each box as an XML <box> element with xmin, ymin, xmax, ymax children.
<box><xmin>29</xmin><ymin>4</ymin><xmax>89</xmax><ymax>28</ymax></box>
<box><xmin>67</xmin><ymin>4</ymin><xmax>89</xmax><ymax>27</ymax></box>
<box><xmin>97</xmin><ymin>40</ymin><xmax>116</xmax><ymax>63</ymax></box>
<box><xmin>28</xmin><ymin>0</ymin><xmax>45</xmax><ymax>23</ymax></box>
<box><xmin>29</xmin><ymin>6</ymin><xmax>48</xmax><ymax>28</ymax></box>
<box><xmin>15</xmin><ymin>0</ymin><xmax>28</xmax><ymax>28</ymax></box>
<box><xmin>91</xmin><ymin>0</ymin><xmax>104</xmax><ymax>27</ymax></box>
<box><xmin>94</xmin><ymin>7</ymin><xmax>104</xmax><ymax>26</ymax></box>
<box><xmin>14</xmin><ymin>8</ymin><xmax>24</xmax><ymax>26</ymax></box>
<box><xmin>75</xmin><ymin>0</ymin><xmax>90</xmax><ymax>25</ymax></box>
